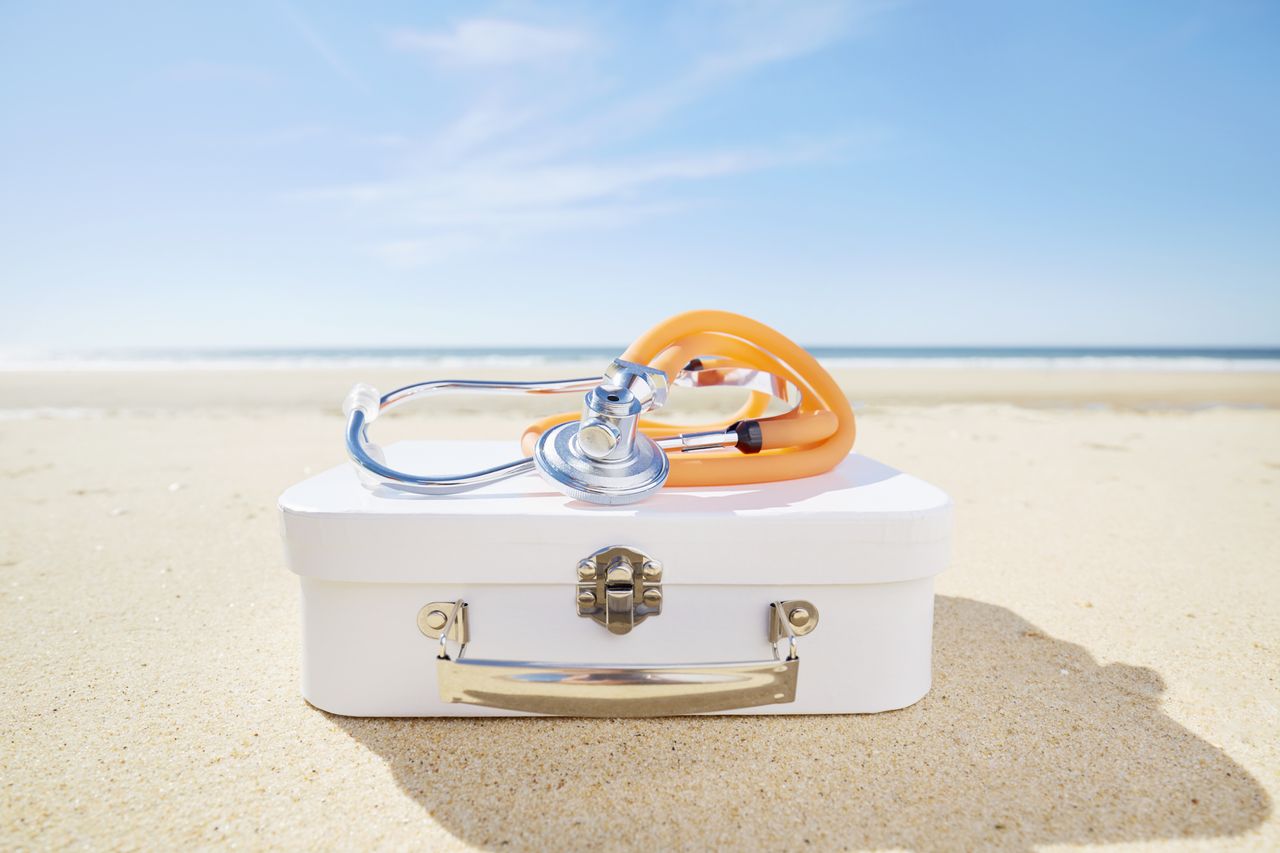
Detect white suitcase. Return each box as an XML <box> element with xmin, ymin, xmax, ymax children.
<box><xmin>279</xmin><ymin>440</ymin><xmax>952</xmax><ymax>717</ymax></box>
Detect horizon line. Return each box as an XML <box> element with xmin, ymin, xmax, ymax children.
<box><xmin>8</xmin><ymin>343</ymin><xmax>1280</xmax><ymax>355</ymax></box>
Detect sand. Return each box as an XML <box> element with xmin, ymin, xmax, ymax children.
<box><xmin>1</xmin><ymin>367</ymin><xmax>1278</xmax><ymax>851</ymax></box>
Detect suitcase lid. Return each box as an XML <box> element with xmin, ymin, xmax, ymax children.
<box><xmin>279</xmin><ymin>440</ymin><xmax>952</xmax><ymax>585</ymax></box>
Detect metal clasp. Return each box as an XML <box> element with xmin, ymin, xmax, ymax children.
<box><xmin>575</xmin><ymin>545</ymin><xmax>662</xmax><ymax>635</ymax></box>
<box><xmin>417</xmin><ymin>601</ymin><xmax>470</xmax><ymax>657</ymax></box>
<box><xmin>769</xmin><ymin>600</ymin><xmax>819</xmax><ymax>661</ymax></box>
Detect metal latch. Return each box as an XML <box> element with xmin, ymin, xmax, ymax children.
<box><xmin>575</xmin><ymin>545</ymin><xmax>661</xmax><ymax>635</ymax></box>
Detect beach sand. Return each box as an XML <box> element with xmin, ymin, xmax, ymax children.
<box><xmin>2</xmin><ymin>367</ymin><xmax>1278</xmax><ymax>850</ymax></box>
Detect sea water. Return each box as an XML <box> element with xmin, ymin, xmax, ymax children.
<box><xmin>2</xmin><ymin>346</ymin><xmax>1277</xmax><ymax>372</ymax></box>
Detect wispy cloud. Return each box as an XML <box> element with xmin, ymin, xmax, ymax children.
<box><xmin>279</xmin><ymin>1</ymin><xmax>366</xmax><ymax>89</ymax></box>
<box><xmin>300</xmin><ymin>142</ymin><xmax>842</xmax><ymax>217</ymax></box>
<box><xmin>517</xmin><ymin>0</ymin><xmax>870</xmax><ymax>164</ymax></box>
<box><xmin>390</xmin><ymin>19</ymin><xmax>594</xmax><ymax>67</ymax></box>
<box><xmin>368</xmin><ymin>199</ymin><xmax>691</xmax><ymax>268</ymax></box>
<box><xmin>293</xmin><ymin>1</ymin><xmax>884</xmax><ymax>267</ymax></box>
<box><xmin>166</xmin><ymin>61</ymin><xmax>280</xmax><ymax>87</ymax></box>
<box><xmin>694</xmin><ymin>0</ymin><xmax>868</xmax><ymax>78</ymax></box>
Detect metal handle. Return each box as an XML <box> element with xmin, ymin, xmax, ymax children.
<box><xmin>428</xmin><ymin>600</ymin><xmax>812</xmax><ymax>717</ymax></box>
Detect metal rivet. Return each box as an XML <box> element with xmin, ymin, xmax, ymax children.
<box><xmin>577</xmin><ymin>590</ymin><xmax>596</xmax><ymax>606</ymax></box>
<box><xmin>787</xmin><ymin>607</ymin><xmax>811</xmax><ymax>629</ymax></box>
<box><xmin>641</xmin><ymin>561</ymin><xmax>662</xmax><ymax>581</ymax></box>
<box><xmin>577</xmin><ymin>561</ymin><xmax>596</xmax><ymax>581</ymax></box>
<box><xmin>424</xmin><ymin>610</ymin><xmax>447</xmax><ymax>631</ymax></box>
<box><xmin>642</xmin><ymin>588</ymin><xmax>662</xmax><ymax>606</ymax></box>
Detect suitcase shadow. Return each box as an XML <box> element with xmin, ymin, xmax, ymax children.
<box><xmin>329</xmin><ymin>596</ymin><xmax>1270</xmax><ymax>851</ymax></box>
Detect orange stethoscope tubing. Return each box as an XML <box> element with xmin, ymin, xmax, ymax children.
<box><xmin>520</xmin><ymin>310</ymin><xmax>855</xmax><ymax>488</ymax></box>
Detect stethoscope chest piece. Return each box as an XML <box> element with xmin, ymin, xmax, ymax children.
<box><xmin>533</xmin><ymin>371</ymin><xmax>671</xmax><ymax>505</ymax></box>
<box><xmin>533</xmin><ymin>420</ymin><xmax>669</xmax><ymax>505</ymax></box>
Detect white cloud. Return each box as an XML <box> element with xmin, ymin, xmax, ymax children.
<box><xmin>390</xmin><ymin>19</ymin><xmax>593</xmax><ymax>67</ymax></box>
<box><xmin>368</xmin><ymin>200</ymin><xmax>690</xmax><ymax>266</ymax></box>
<box><xmin>428</xmin><ymin>101</ymin><xmax>550</xmax><ymax>159</ymax></box>
<box><xmin>695</xmin><ymin>0</ymin><xmax>867</xmax><ymax>78</ymax></box>
<box><xmin>280</xmin><ymin>2</ymin><xmax>367</xmax><ymax>89</ymax></box>
<box><xmin>298</xmin><ymin>143</ymin><xmax>839</xmax><ymax>227</ymax></box>
<box><xmin>422</xmin><ymin>1</ymin><xmax>876</xmax><ymax>171</ymax></box>
<box><xmin>292</xmin><ymin>1</ymin><xmax>884</xmax><ymax>267</ymax></box>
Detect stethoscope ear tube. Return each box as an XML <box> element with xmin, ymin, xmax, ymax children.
<box><xmin>343</xmin><ymin>377</ymin><xmax>596</xmax><ymax>496</ymax></box>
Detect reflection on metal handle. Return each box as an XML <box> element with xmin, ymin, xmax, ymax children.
<box><xmin>431</xmin><ymin>600</ymin><xmax>810</xmax><ymax>717</ymax></box>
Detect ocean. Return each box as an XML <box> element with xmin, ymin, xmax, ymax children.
<box><xmin>1</xmin><ymin>346</ymin><xmax>1278</xmax><ymax>372</ymax></box>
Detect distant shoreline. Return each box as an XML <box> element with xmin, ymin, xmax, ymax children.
<box><xmin>2</xmin><ymin>365</ymin><xmax>1277</xmax><ymax>411</ymax></box>
<box><xmin>2</xmin><ymin>345</ymin><xmax>1279</xmax><ymax>373</ymax></box>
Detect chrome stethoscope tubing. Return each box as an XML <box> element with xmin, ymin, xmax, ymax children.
<box><xmin>345</xmin><ymin>377</ymin><xmax>595</xmax><ymax>495</ymax></box>
<box><xmin>344</xmin><ymin>364</ymin><xmax>800</xmax><ymax>498</ymax></box>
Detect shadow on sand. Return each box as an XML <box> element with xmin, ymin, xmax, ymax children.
<box><xmin>330</xmin><ymin>597</ymin><xmax>1269</xmax><ymax>851</ymax></box>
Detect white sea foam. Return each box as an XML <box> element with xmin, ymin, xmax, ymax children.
<box><xmin>816</xmin><ymin>356</ymin><xmax>1280</xmax><ymax>372</ymax></box>
<box><xmin>0</xmin><ymin>407</ymin><xmax>113</xmax><ymax>420</ymax></box>
<box><xmin>0</xmin><ymin>354</ymin><xmax>584</xmax><ymax>372</ymax></box>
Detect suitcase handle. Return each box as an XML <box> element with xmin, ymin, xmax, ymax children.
<box><xmin>430</xmin><ymin>600</ymin><xmax>811</xmax><ymax>717</ymax></box>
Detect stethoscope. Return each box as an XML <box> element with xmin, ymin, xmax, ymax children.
<box><xmin>344</xmin><ymin>310</ymin><xmax>856</xmax><ymax>505</ymax></box>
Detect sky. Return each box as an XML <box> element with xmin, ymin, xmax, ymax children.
<box><xmin>1</xmin><ymin>0</ymin><xmax>1278</xmax><ymax>350</ymax></box>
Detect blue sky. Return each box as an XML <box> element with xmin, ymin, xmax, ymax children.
<box><xmin>1</xmin><ymin>0</ymin><xmax>1278</xmax><ymax>349</ymax></box>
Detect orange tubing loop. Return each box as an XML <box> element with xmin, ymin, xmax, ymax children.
<box><xmin>520</xmin><ymin>310</ymin><xmax>855</xmax><ymax>488</ymax></box>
